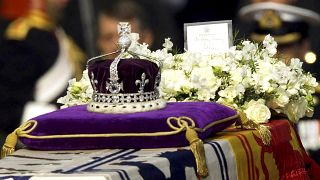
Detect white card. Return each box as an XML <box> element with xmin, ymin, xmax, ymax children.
<box><xmin>184</xmin><ymin>20</ymin><xmax>232</xmax><ymax>54</ymax></box>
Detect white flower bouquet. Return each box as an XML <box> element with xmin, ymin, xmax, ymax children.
<box><xmin>57</xmin><ymin>69</ymin><xmax>93</xmax><ymax>108</ymax></box>
<box><xmin>58</xmin><ymin>34</ymin><xmax>318</xmax><ymax>124</ymax></box>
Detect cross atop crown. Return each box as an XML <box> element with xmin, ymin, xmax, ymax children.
<box><xmin>118</xmin><ymin>22</ymin><xmax>131</xmax><ymax>35</ymax></box>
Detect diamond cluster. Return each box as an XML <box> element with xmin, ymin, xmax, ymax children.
<box><xmin>92</xmin><ymin>91</ymin><xmax>159</xmax><ymax>104</ymax></box>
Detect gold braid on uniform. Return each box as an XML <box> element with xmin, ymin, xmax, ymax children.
<box><xmin>5</xmin><ymin>10</ymin><xmax>55</xmax><ymax>40</ymax></box>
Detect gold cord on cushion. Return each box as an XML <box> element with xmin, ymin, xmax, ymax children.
<box><xmin>0</xmin><ymin>115</ymin><xmax>239</xmax><ymax>177</ymax></box>
<box><xmin>4</xmin><ymin>115</ymin><xmax>238</xmax><ymax>140</ymax></box>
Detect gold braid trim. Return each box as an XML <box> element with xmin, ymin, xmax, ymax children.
<box><xmin>5</xmin><ymin>10</ymin><xmax>55</xmax><ymax>41</ymax></box>
<box><xmin>1</xmin><ymin>114</ymin><xmax>238</xmax><ymax>177</ymax></box>
<box><xmin>10</xmin><ymin>114</ymin><xmax>238</xmax><ymax>139</ymax></box>
<box><xmin>194</xmin><ymin>114</ymin><xmax>238</xmax><ymax>132</ymax></box>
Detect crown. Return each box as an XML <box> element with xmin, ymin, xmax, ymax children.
<box><xmin>87</xmin><ymin>22</ymin><xmax>166</xmax><ymax>113</ymax></box>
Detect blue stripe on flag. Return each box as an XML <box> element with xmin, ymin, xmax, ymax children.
<box><xmin>212</xmin><ymin>142</ymin><xmax>229</xmax><ymax>180</ymax></box>
<box><xmin>208</xmin><ymin>142</ymin><xmax>225</xmax><ymax>180</ymax></box>
<box><xmin>85</xmin><ymin>149</ymin><xmax>139</xmax><ymax>170</ymax></box>
<box><xmin>60</xmin><ymin>149</ymin><xmax>138</xmax><ymax>173</ymax></box>
<box><xmin>117</xmin><ymin>169</ymin><xmax>130</xmax><ymax>180</ymax></box>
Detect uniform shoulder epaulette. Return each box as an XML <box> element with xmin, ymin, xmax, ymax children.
<box><xmin>5</xmin><ymin>10</ymin><xmax>55</xmax><ymax>41</ymax></box>
<box><xmin>5</xmin><ymin>17</ymin><xmax>30</xmax><ymax>40</ymax></box>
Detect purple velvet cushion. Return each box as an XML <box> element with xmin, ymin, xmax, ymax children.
<box><xmin>20</xmin><ymin>102</ymin><xmax>238</xmax><ymax>150</ymax></box>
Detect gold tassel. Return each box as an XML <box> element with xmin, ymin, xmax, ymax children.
<box><xmin>1</xmin><ymin>120</ymin><xmax>37</xmax><ymax>159</ymax></box>
<box><xmin>238</xmin><ymin>111</ymin><xmax>272</xmax><ymax>146</ymax></box>
<box><xmin>255</xmin><ymin>124</ymin><xmax>272</xmax><ymax>146</ymax></box>
<box><xmin>185</xmin><ymin>126</ymin><xmax>208</xmax><ymax>177</ymax></box>
<box><xmin>1</xmin><ymin>130</ymin><xmax>18</xmax><ymax>159</ymax></box>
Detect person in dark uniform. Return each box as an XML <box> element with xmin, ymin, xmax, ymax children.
<box><xmin>239</xmin><ymin>2</ymin><xmax>320</xmax><ymax>63</ymax></box>
<box><xmin>0</xmin><ymin>0</ymin><xmax>86</xmax><ymax>146</ymax></box>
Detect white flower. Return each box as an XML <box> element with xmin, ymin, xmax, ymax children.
<box><xmin>57</xmin><ymin>93</ymin><xmax>71</xmax><ymax>108</ymax></box>
<box><xmin>190</xmin><ymin>67</ymin><xmax>220</xmax><ymax>101</ymax></box>
<box><xmin>228</xmin><ymin>46</ymin><xmax>243</xmax><ymax>60</ymax></box>
<box><xmin>230</xmin><ymin>65</ymin><xmax>251</xmax><ymax>84</ymax></box>
<box><xmin>180</xmin><ymin>53</ymin><xmax>203</xmax><ymax>72</ymax></box>
<box><xmin>197</xmin><ymin>89</ymin><xmax>215</xmax><ymax>101</ymax></box>
<box><xmin>162</xmin><ymin>54</ymin><xmax>175</xmax><ymax>69</ymax></box>
<box><xmin>289</xmin><ymin>58</ymin><xmax>303</xmax><ymax>70</ymax></box>
<box><xmin>304</xmin><ymin>73</ymin><xmax>318</xmax><ymax>89</ymax></box>
<box><xmin>244</xmin><ymin>99</ymin><xmax>271</xmax><ymax>123</ymax></box>
<box><xmin>209</xmin><ymin>55</ymin><xmax>231</xmax><ymax>72</ymax></box>
<box><xmin>263</xmin><ymin>34</ymin><xmax>277</xmax><ymax>56</ymax></box>
<box><xmin>274</xmin><ymin>90</ymin><xmax>289</xmax><ymax>107</ymax></box>
<box><xmin>283</xmin><ymin>98</ymin><xmax>308</xmax><ymax>123</ymax></box>
<box><xmin>130</xmin><ymin>33</ymin><xmax>140</xmax><ymax>44</ymax></box>
<box><xmin>160</xmin><ymin>69</ymin><xmax>190</xmax><ymax>94</ymax></box>
<box><xmin>267</xmin><ymin>88</ymin><xmax>290</xmax><ymax>113</ymax></box>
<box><xmin>57</xmin><ymin>70</ymin><xmax>93</xmax><ymax>108</ymax></box>
<box><xmin>218</xmin><ymin>84</ymin><xmax>245</xmax><ymax>103</ymax></box>
<box><xmin>251</xmin><ymin>60</ymin><xmax>283</xmax><ymax>92</ymax></box>
<box><xmin>242</xmin><ymin>40</ymin><xmax>258</xmax><ymax>59</ymax></box>
<box><xmin>286</xmin><ymin>77</ymin><xmax>302</xmax><ymax>96</ymax></box>
<box><xmin>190</xmin><ymin>67</ymin><xmax>217</xmax><ymax>88</ymax></box>
<box><xmin>163</xmin><ymin>38</ymin><xmax>173</xmax><ymax>50</ymax></box>
<box><xmin>151</xmin><ymin>49</ymin><xmax>173</xmax><ymax>66</ymax></box>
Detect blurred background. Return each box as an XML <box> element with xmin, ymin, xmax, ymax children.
<box><xmin>0</xmin><ymin>0</ymin><xmax>319</xmax><ymax>164</ymax></box>
<box><xmin>2</xmin><ymin>0</ymin><xmax>319</xmax><ymax>78</ymax></box>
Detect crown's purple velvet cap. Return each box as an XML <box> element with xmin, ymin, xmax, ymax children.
<box><xmin>88</xmin><ymin>58</ymin><xmax>159</xmax><ymax>93</ymax></box>
<box><xmin>20</xmin><ymin>102</ymin><xmax>238</xmax><ymax>150</ymax></box>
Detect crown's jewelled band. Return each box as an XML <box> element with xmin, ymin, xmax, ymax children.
<box><xmin>92</xmin><ymin>91</ymin><xmax>159</xmax><ymax>104</ymax></box>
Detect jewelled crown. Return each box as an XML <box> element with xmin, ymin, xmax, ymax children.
<box><xmin>87</xmin><ymin>22</ymin><xmax>166</xmax><ymax>113</ymax></box>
